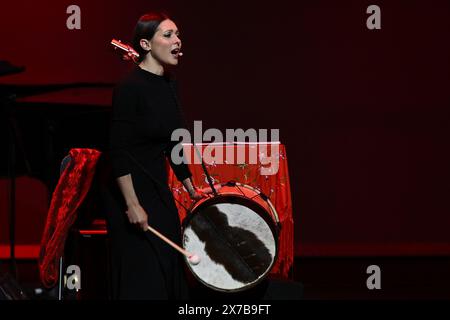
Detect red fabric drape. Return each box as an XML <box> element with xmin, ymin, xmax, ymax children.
<box><xmin>39</xmin><ymin>148</ymin><xmax>101</xmax><ymax>288</ymax></box>
<box><xmin>167</xmin><ymin>143</ymin><xmax>294</xmax><ymax>279</ymax></box>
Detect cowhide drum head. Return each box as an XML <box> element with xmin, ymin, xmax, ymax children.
<box><xmin>182</xmin><ymin>183</ymin><xmax>279</xmax><ymax>292</ymax></box>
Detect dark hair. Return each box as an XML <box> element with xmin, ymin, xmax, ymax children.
<box><xmin>132</xmin><ymin>12</ymin><xmax>170</xmax><ymax>62</ymax></box>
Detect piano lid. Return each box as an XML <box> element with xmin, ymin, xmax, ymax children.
<box><xmin>0</xmin><ymin>61</ymin><xmax>25</xmax><ymax>77</ymax></box>
<box><xmin>16</xmin><ymin>86</ymin><xmax>113</xmax><ymax>109</ymax></box>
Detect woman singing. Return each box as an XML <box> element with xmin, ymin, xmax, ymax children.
<box><xmin>104</xmin><ymin>11</ymin><xmax>203</xmax><ymax>300</ymax></box>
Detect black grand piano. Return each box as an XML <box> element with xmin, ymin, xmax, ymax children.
<box><xmin>1</xmin><ymin>70</ymin><xmax>114</xmax><ymax>299</ymax></box>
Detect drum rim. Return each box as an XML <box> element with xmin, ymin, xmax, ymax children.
<box><xmin>234</xmin><ymin>183</ymin><xmax>280</xmax><ymax>224</ymax></box>
<box><xmin>182</xmin><ymin>193</ymin><xmax>280</xmax><ymax>293</ymax></box>
<box><xmin>189</xmin><ymin>182</ymin><xmax>280</xmax><ymax>224</ymax></box>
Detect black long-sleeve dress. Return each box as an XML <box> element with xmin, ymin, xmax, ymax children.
<box><xmin>102</xmin><ymin>66</ymin><xmax>191</xmax><ymax>300</ymax></box>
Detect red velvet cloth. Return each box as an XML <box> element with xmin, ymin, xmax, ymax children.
<box><xmin>167</xmin><ymin>143</ymin><xmax>294</xmax><ymax>279</ymax></box>
<box><xmin>39</xmin><ymin>148</ymin><xmax>101</xmax><ymax>288</ymax></box>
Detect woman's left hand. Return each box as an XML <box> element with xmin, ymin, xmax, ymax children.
<box><xmin>189</xmin><ymin>188</ymin><xmax>208</xmax><ymax>200</ymax></box>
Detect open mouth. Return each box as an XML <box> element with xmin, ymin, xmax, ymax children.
<box><xmin>171</xmin><ymin>48</ymin><xmax>180</xmax><ymax>55</ymax></box>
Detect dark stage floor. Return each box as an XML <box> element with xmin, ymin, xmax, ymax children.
<box><xmin>1</xmin><ymin>256</ymin><xmax>450</xmax><ymax>300</ymax></box>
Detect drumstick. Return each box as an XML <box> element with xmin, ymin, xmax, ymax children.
<box><xmin>146</xmin><ymin>225</ymin><xmax>200</xmax><ymax>265</ymax></box>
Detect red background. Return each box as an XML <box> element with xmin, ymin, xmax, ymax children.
<box><xmin>1</xmin><ymin>0</ymin><xmax>450</xmax><ymax>257</ymax></box>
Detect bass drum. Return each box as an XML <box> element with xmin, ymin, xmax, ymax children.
<box><xmin>182</xmin><ymin>182</ymin><xmax>279</xmax><ymax>292</ymax></box>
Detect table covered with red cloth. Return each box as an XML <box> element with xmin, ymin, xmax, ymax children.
<box><xmin>39</xmin><ymin>143</ymin><xmax>294</xmax><ymax>287</ymax></box>
<box><xmin>167</xmin><ymin>143</ymin><xmax>294</xmax><ymax>279</ymax></box>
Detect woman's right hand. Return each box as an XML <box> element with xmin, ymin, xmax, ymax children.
<box><xmin>125</xmin><ymin>203</ymin><xmax>149</xmax><ymax>231</ymax></box>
